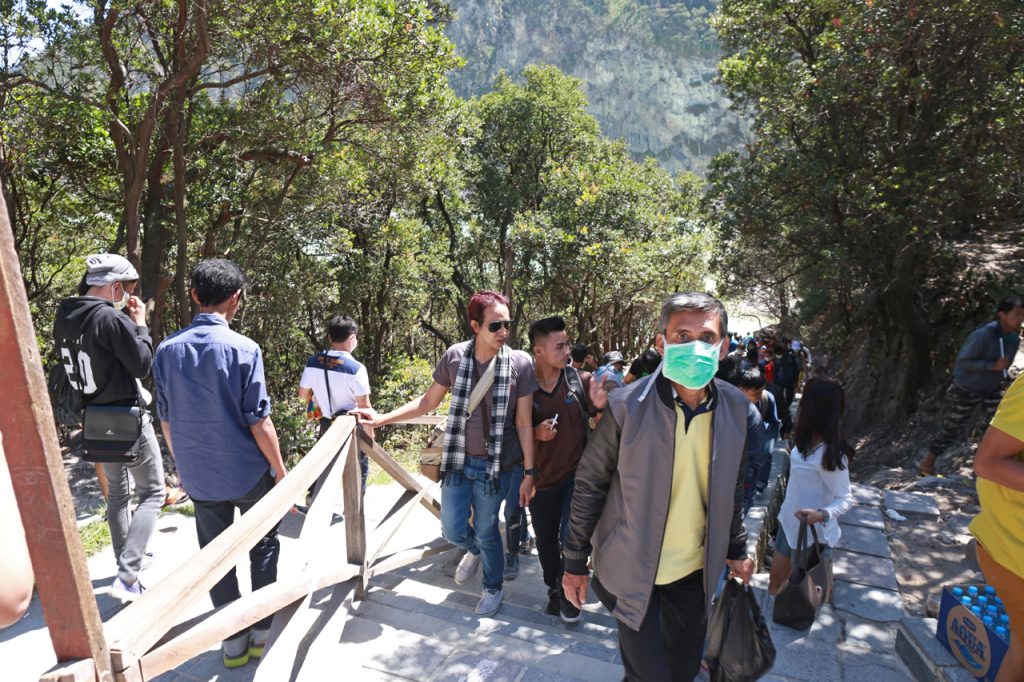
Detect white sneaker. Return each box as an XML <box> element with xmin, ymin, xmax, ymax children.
<box><xmin>475</xmin><ymin>588</ymin><xmax>503</xmax><ymax>617</ymax></box>
<box><xmin>454</xmin><ymin>551</ymin><xmax>481</xmax><ymax>585</ymax></box>
<box><xmin>109</xmin><ymin>576</ymin><xmax>145</xmax><ymax>602</ymax></box>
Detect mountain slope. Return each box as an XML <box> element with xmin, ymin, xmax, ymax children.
<box><xmin>446</xmin><ymin>0</ymin><xmax>747</xmax><ymax>173</ymax></box>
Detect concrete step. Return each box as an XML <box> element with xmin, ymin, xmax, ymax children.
<box><xmin>339</xmin><ymin>583</ymin><xmax>623</xmax><ymax>681</ymax></box>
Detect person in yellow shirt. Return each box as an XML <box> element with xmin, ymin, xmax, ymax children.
<box><xmin>970</xmin><ymin>373</ymin><xmax>1024</xmax><ymax>682</ymax></box>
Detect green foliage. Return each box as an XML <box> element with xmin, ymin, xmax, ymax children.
<box><xmin>708</xmin><ymin>0</ymin><xmax>1024</xmax><ymax>424</ymax></box>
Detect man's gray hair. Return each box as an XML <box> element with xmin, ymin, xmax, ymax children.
<box><xmin>659</xmin><ymin>292</ymin><xmax>728</xmax><ymax>338</ymax></box>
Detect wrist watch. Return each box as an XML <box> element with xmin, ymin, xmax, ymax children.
<box><xmin>524</xmin><ymin>468</ymin><xmax>538</xmax><ymax>477</ymax></box>
<box><xmin>818</xmin><ymin>508</ymin><xmax>830</xmax><ymax>523</ymax></box>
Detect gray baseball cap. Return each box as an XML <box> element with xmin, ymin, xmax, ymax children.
<box><xmin>84</xmin><ymin>253</ymin><xmax>139</xmax><ymax>286</ymax></box>
<box><xmin>601</xmin><ymin>350</ymin><xmax>625</xmax><ymax>366</ymax></box>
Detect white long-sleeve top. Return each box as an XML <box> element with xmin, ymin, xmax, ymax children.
<box><xmin>779</xmin><ymin>443</ymin><xmax>854</xmax><ymax>550</ymax></box>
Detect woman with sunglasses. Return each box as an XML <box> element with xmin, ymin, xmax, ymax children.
<box><xmin>354</xmin><ymin>290</ymin><xmax>538</xmax><ymax>618</ymax></box>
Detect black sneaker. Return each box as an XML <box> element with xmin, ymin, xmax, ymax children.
<box><xmin>545</xmin><ymin>587</ymin><xmax>560</xmax><ymax>615</ymax></box>
<box><xmin>560</xmin><ymin>592</ymin><xmax>582</xmax><ymax>623</ymax></box>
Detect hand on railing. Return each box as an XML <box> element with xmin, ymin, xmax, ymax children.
<box><xmin>350</xmin><ymin>407</ymin><xmax>382</xmax><ymax>427</ymax></box>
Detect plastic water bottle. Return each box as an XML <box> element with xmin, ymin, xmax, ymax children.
<box><xmin>962</xmin><ymin>597</ymin><xmax>974</xmax><ymax>608</ymax></box>
<box><xmin>996</xmin><ymin>626</ymin><xmax>1009</xmax><ymax>642</ymax></box>
<box><xmin>987</xmin><ymin>605</ymin><xmax>999</xmax><ymax>618</ymax></box>
<box><xmin>996</xmin><ymin>596</ymin><xmax>1005</xmax><ymax>609</ymax></box>
<box><xmin>978</xmin><ymin>595</ymin><xmax>989</xmax><ymax>609</ymax></box>
<box><xmin>968</xmin><ymin>586</ymin><xmax>980</xmax><ymax>599</ymax></box>
<box><xmin>984</xmin><ymin>585</ymin><xmax>996</xmax><ymax>597</ymax></box>
<box><xmin>1000</xmin><ymin>614</ymin><xmax>1010</xmax><ymax>626</ymax></box>
<box><xmin>971</xmin><ymin>606</ymin><xmax>983</xmax><ymax>618</ymax></box>
<box><xmin>952</xmin><ymin>586</ymin><xmax>965</xmax><ymax>599</ymax></box>
<box><xmin>983</xmin><ymin>616</ymin><xmax>994</xmax><ymax>628</ymax></box>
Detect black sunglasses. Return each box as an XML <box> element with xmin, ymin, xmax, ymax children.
<box><xmin>487</xmin><ymin>320</ymin><xmax>512</xmax><ymax>333</ymax></box>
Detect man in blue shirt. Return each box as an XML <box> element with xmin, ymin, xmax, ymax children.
<box><xmin>153</xmin><ymin>259</ymin><xmax>287</xmax><ymax>669</ymax></box>
<box><xmin>918</xmin><ymin>296</ymin><xmax>1024</xmax><ymax>476</ymax></box>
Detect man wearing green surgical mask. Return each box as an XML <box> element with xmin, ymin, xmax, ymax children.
<box><xmin>562</xmin><ymin>291</ymin><xmax>759</xmax><ymax>682</ymax></box>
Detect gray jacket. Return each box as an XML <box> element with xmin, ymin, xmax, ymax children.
<box><xmin>563</xmin><ymin>374</ymin><xmax>753</xmax><ymax>631</ymax></box>
<box><xmin>952</xmin><ymin>321</ymin><xmax>1020</xmax><ymax>395</ymax></box>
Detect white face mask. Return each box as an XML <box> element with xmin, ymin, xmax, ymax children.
<box><xmin>112</xmin><ymin>283</ymin><xmax>129</xmax><ymax>311</ymax></box>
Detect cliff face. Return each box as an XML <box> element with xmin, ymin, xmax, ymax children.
<box><xmin>446</xmin><ymin>0</ymin><xmax>748</xmax><ymax>173</ymax></box>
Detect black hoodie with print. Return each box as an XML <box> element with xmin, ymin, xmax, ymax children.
<box><xmin>52</xmin><ymin>296</ymin><xmax>153</xmax><ymax>407</ymax></box>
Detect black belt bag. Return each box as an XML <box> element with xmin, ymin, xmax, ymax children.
<box><xmin>81</xmin><ymin>404</ymin><xmax>143</xmax><ymax>463</ymax></box>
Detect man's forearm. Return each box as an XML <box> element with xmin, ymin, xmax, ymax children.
<box><xmin>250</xmin><ymin>416</ymin><xmax>287</xmax><ymax>476</ymax></box>
<box><xmin>160</xmin><ymin>420</ymin><xmax>177</xmax><ymax>462</ymax></box>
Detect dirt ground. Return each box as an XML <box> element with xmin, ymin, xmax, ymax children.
<box><xmin>859</xmin><ymin>454</ymin><xmax>983</xmax><ymax>617</ymax></box>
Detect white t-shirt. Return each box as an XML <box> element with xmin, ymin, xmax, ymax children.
<box><xmin>779</xmin><ymin>443</ymin><xmax>852</xmax><ymax>550</ymax></box>
<box><xmin>299</xmin><ymin>350</ymin><xmax>370</xmax><ymax>416</ymax></box>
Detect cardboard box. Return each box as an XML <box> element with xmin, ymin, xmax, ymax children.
<box><xmin>935</xmin><ymin>586</ymin><xmax>1009</xmax><ymax>681</ymax></box>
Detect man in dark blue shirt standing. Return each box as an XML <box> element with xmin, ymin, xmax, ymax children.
<box><xmin>918</xmin><ymin>296</ymin><xmax>1024</xmax><ymax>476</ymax></box>
<box><xmin>153</xmin><ymin>259</ymin><xmax>287</xmax><ymax>669</ymax></box>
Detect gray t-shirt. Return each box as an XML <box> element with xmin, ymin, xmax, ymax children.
<box><xmin>433</xmin><ymin>339</ymin><xmax>538</xmax><ymax>467</ymax></box>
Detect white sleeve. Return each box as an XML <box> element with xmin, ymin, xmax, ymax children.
<box><xmin>821</xmin><ymin>460</ymin><xmax>853</xmax><ymax>519</ymax></box>
<box><xmin>299</xmin><ymin>366</ymin><xmax>316</xmax><ymax>390</ymax></box>
<box><xmin>356</xmin><ymin>366</ymin><xmax>371</xmax><ymax>396</ymax></box>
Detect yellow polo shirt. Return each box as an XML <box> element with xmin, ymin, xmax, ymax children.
<box><xmin>656</xmin><ymin>403</ymin><xmax>712</xmax><ymax>585</ymax></box>
<box><xmin>970</xmin><ymin>374</ymin><xmax>1024</xmax><ymax>580</ymax></box>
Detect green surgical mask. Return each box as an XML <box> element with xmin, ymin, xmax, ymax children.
<box><xmin>662</xmin><ymin>339</ymin><xmax>721</xmax><ymax>389</ymax></box>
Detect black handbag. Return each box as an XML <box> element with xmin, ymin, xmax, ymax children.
<box><xmin>65</xmin><ymin>331</ymin><xmax>143</xmax><ymax>464</ymax></box>
<box><xmin>772</xmin><ymin>518</ymin><xmax>832</xmax><ymax>630</ymax></box>
<box><xmin>705</xmin><ymin>577</ymin><xmax>776</xmax><ymax>681</ymax></box>
<box><xmin>81</xmin><ymin>404</ymin><xmax>143</xmax><ymax>463</ymax></box>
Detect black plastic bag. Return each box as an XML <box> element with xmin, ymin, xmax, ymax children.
<box><xmin>705</xmin><ymin>578</ymin><xmax>776</xmax><ymax>682</ymax></box>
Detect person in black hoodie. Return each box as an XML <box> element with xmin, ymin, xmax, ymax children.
<box><xmin>53</xmin><ymin>254</ymin><xmax>164</xmax><ymax>601</ymax></box>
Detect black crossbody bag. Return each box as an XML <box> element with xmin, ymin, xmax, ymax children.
<box><xmin>66</xmin><ymin>327</ymin><xmax>143</xmax><ymax>463</ymax></box>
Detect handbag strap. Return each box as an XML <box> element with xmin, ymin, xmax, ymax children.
<box><xmin>322</xmin><ymin>351</ymin><xmax>335</xmax><ymax>418</ymax></box>
<box><xmin>794</xmin><ymin>516</ymin><xmax>823</xmax><ymax>570</ymax></box>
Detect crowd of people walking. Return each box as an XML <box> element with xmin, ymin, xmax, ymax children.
<box><xmin>1</xmin><ymin>249</ymin><xmax>1020</xmax><ymax>682</ymax></box>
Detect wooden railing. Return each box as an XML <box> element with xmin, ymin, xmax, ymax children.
<box><xmin>41</xmin><ymin>416</ymin><xmax>454</xmax><ymax>682</ymax></box>
<box><xmin>0</xmin><ymin>180</ymin><xmax>454</xmax><ymax>681</ymax></box>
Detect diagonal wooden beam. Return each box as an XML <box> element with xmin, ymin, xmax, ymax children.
<box><xmin>106</xmin><ymin>418</ymin><xmax>357</xmax><ymax>674</ymax></box>
<box><xmin>0</xmin><ymin>180</ymin><xmax>113</xmax><ymax>681</ymax></box>
<box><xmin>358</xmin><ymin>431</ymin><xmax>442</xmax><ymax>518</ymax></box>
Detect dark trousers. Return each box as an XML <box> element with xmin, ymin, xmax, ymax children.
<box><xmin>618</xmin><ymin>570</ymin><xmax>706</xmax><ymax>682</ymax></box>
<box><xmin>778</xmin><ymin>382</ymin><xmax>796</xmax><ymax>409</ymax></box>
<box><xmin>318</xmin><ymin>417</ymin><xmax>368</xmax><ymax>492</ymax></box>
<box><xmin>529</xmin><ymin>474</ymin><xmax>575</xmax><ymax>588</ymax></box>
<box><xmin>193</xmin><ymin>472</ymin><xmax>281</xmax><ymax>632</ymax></box>
<box><xmin>929</xmin><ymin>383</ymin><xmax>1003</xmax><ymax>456</ymax></box>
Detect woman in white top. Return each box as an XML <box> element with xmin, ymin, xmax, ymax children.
<box><xmin>769</xmin><ymin>376</ymin><xmax>854</xmax><ymax>595</ymax></box>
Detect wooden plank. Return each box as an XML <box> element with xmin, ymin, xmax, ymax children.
<box><xmin>106</xmin><ymin>418</ymin><xmax>357</xmax><ymax>668</ymax></box>
<box><xmin>365</xmin><ymin>484</ymin><xmax>433</xmax><ymax>570</ymax></box>
<box><xmin>136</xmin><ymin>562</ymin><xmax>360</xmax><ymax>680</ymax></box>
<box><xmin>391</xmin><ymin>415</ymin><xmax>445</xmax><ymax>426</ymax></box>
<box><xmin>0</xmin><ymin>181</ymin><xmax>113</xmax><ymax>680</ymax></box>
<box><xmin>358</xmin><ymin>432</ymin><xmax>442</xmax><ymax>518</ymax></box>
<box><xmin>37</xmin><ymin>659</ymin><xmax>96</xmax><ymax>682</ymax></box>
<box><xmin>343</xmin><ymin>435</ymin><xmax>367</xmax><ymax>597</ymax></box>
<box><xmin>366</xmin><ymin>538</ymin><xmax>456</xmax><ymax>579</ymax></box>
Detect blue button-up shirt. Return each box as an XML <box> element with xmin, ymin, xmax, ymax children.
<box><xmin>153</xmin><ymin>313</ymin><xmax>272</xmax><ymax>501</ymax></box>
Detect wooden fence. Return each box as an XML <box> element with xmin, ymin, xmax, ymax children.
<box><xmin>0</xmin><ymin>180</ymin><xmax>452</xmax><ymax>681</ymax></box>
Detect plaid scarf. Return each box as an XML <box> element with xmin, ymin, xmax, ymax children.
<box><xmin>441</xmin><ymin>340</ymin><xmax>511</xmax><ymax>487</ymax></box>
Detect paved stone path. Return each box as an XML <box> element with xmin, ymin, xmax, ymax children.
<box><xmin>3</xmin><ymin>444</ymin><xmax>941</xmax><ymax>681</ymax></box>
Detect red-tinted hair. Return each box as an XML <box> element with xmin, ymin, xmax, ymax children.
<box><xmin>467</xmin><ymin>290</ymin><xmax>510</xmax><ymax>325</ymax></box>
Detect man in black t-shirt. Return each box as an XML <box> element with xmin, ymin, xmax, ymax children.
<box><xmin>529</xmin><ymin>316</ymin><xmax>607</xmax><ymax>622</ymax></box>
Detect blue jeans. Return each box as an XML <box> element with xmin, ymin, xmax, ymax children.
<box><xmin>743</xmin><ymin>444</ymin><xmax>772</xmax><ymax>512</ymax></box>
<box><xmin>193</xmin><ymin>471</ymin><xmax>280</xmax><ymax>632</ymax></box>
<box><xmin>500</xmin><ymin>464</ymin><xmax>526</xmax><ymax>554</ymax></box>
<box><xmin>441</xmin><ymin>457</ymin><xmax>516</xmax><ymax>591</ymax></box>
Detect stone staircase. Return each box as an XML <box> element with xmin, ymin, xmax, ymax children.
<box><xmin>294</xmin><ymin>485</ymin><xmax>625</xmax><ymax>681</ymax></box>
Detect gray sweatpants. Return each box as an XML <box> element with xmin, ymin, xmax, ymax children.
<box><xmin>102</xmin><ymin>415</ymin><xmax>165</xmax><ymax>584</ymax></box>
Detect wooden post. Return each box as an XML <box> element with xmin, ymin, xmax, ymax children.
<box><xmin>0</xmin><ymin>180</ymin><xmax>113</xmax><ymax>680</ymax></box>
<box><xmin>343</xmin><ymin>433</ymin><xmax>366</xmax><ymax>598</ymax></box>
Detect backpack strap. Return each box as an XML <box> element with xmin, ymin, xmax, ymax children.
<box><xmin>321</xmin><ymin>351</ymin><xmax>336</xmax><ymax>418</ymax></box>
<box><xmin>563</xmin><ymin>366</ymin><xmax>592</xmax><ymax>441</ymax></box>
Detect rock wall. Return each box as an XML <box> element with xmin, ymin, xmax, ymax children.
<box><xmin>446</xmin><ymin>0</ymin><xmax>748</xmax><ymax>173</ymax></box>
